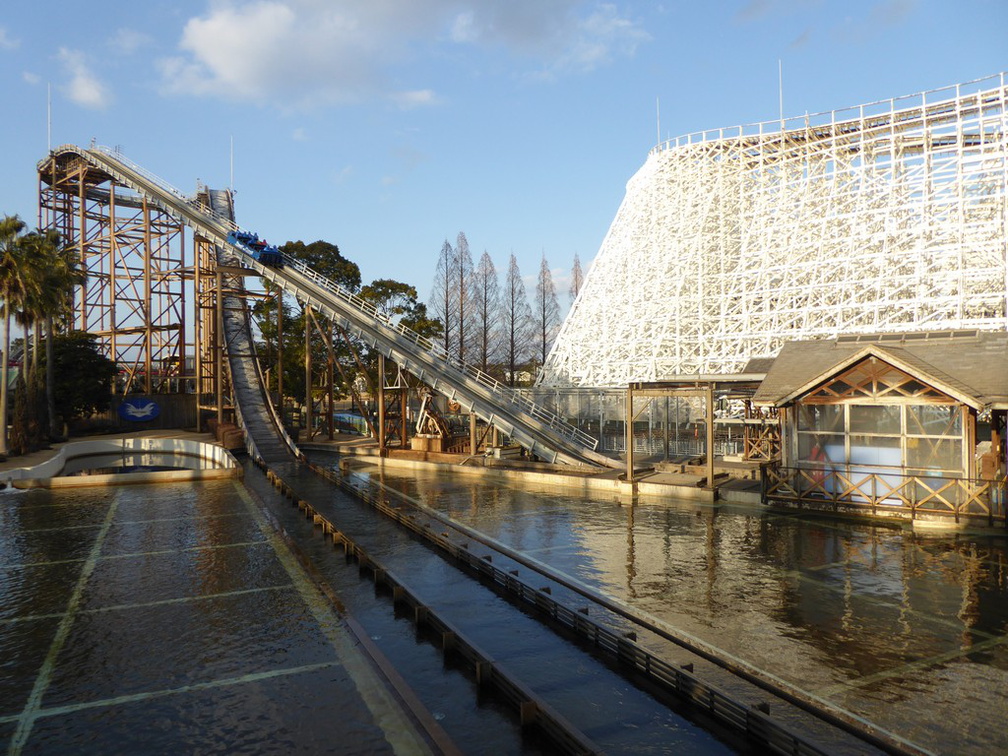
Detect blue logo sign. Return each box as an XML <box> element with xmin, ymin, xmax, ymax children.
<box><xmin>119</xmin><ymin>398</ymin><xmax>160</xmax><ymax>422</ymax></box>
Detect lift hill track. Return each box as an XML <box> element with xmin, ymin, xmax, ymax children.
<box><xmin>47</xmin><ymin>144</ymin><xmax>618</xmax><ymax>470</ymax></box>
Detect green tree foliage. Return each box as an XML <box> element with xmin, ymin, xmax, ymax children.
<box><xmin>46</xmin><ymin>331</ymin><xmax>118</xmax><ymax>422</ymax></box>
<box><xmin>280</xmin><ymin>239</ymin><xmax>361</xmax><ymax>291</ymax></box>
<box><xmin>0</xmin><ymin>215</ymin><xmax>30</xmax><ymax>454</ymax></box>
<box><xmin>9</xmin><ymin>374</ymin><xmax>28</xmax><ymax>456</ymax></box>
<box><xmin>360</xmin><ymin>279</ymin><xmax>443</xmax><ymax>341</ymax></box>
<box><xmin>19</xmin><ymin>228</ymin><xmax>86</xmax><ymax>438</ymax></box>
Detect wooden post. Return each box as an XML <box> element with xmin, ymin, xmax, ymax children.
<box><xmin>377</xmin><ymin>353</ymin><xmax>386</xmax><ymax>454</ymax></box>
<box><xmin>194</xmin><ymin>239</ymin><xmax>203</xmax><ymax>433</ymax></box>
<box><xmin>664</xmin><ymin>395</ymin><xmax>670</xmax><ymax>463</ymax></box>
<box><xmin>327</xmin><ymin>320</ymin><xmax>334</xmax><ymax>440</ymax></box>
<box><xmin>215</xmin><ymin>270</ymin><xmax>223</xmax><ymax>427</ymax></box>
<box><xmin>304</xmin><ymin>304</ymin><xmax>312</xmax><ymax>439</ymax></box>
<box><xmin>706</xmin><ymin>383</ymin><xmax>715</xmax><ymax>490</ymax></box>
<box><xmin>626</xmin><ymin>385</ymin><xmax>634</xmax><ymax>484</ymax></box>
<box><xmin>401</xmin><ymin>378</ymin><xmax>409</xmax><ymax>449</ymax></box>
<box><xmin>277</xmin><ymin>288</ymin><xmax>283</xmax><ymax>420</ymax></box>
<box><xmin>470</xmin><ymin>412</ymin><xmax>477</xmax><ymax>456</ymax></box>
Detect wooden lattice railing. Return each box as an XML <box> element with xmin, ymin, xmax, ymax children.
<box><xmin>763</xmin><ymin>465</ymin><xmax>1008</xmax><ymax>525</ymax></box>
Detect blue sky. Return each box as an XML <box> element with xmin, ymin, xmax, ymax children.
<box><xmin>1</xmin><ymin>1</ymin><xmax>1005</xmax><ymax>307</ymax></box>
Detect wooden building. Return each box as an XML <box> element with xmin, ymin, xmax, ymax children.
<box><xmin>754</xmin><ymin>331</ymin><xmax>1008</xmax><ymax>524</ymax></box>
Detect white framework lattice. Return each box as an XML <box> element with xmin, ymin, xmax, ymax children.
<box><xmin>540</xmin><ymin>74</ymin><xmax>1008</xmax><ymax>388</ymax></box>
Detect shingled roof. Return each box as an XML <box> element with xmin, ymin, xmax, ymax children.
<box><xmin>752</xmin><ymin>330</ymin><xmax>1008</xmax><ymax>410</ymax></box>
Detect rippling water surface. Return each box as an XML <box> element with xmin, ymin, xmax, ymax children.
<box><xmin>0</xmin><ymin>481</ymin><xmax>403</xmax><ymax>754</ymax></box>
<box><xmin>344</xmin><ymin>459</ymin><xmax>1008</xmax><ymax>755</ymax></box>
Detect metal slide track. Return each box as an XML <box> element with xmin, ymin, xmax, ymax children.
<box><xmin>203</xmin><ymin>188</ymin><xmax>296</xmax><ymax>466</ymax></box>
<box><xmin>58</xmin><ymin>144</ymin><xmax>618</xmax><ymax>469</ymax></box>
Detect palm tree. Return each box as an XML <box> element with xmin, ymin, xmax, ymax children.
<box><xmin>11</xmin><ymin>229</ymin><xmax>84</xmax><ymax>442</ymax></box>
<box><xmin>34</xmin><ymin>229</ymin><xmax>85</xmax><ymax>439</ymax></box>
<box><xmin>0</xmin><ymin>215</ymin><xmax>32</xmax><ymax>455</ymax></box>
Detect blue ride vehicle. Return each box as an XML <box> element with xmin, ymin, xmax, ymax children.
<box><xmin>227</xmin><ymin>230</ymin><xmax>284</xmax><ymax>267</ymax></box>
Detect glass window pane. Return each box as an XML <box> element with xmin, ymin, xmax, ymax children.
<box><xmin>798</xmin><ymin>433</ymin><xmax>845</xmax><ymax>464</ymax></box>
<box><xmin>849</xmin><ymin>434</ymin><xmax>901</xmax><ymax>467</ymax></box>
<box><xmin>906</xmin><ymin>437</ymin><xmax>963</xmax><ymax>473</ymax></box>
<box><xmin>797</xmin><ymin>404</ymin><xmax>845</xmax><ymax>433</ymax></box>
<box><xmin>907</xmin><ymin>405</ymin><xmax>961</xmax><ymax>437</ymax></box>
<box><xmin>849</xmin><ymin>405</ymin><xmax>901</xmax><ymax>435</ymax></box>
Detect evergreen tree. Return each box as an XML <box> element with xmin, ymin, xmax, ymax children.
<box><xmin>280</xmin><ymin>239</ymin><xmax>361</xmax><ymax>291</ymax></box>
<box><xmin>46</xmin><ymin>331</ymin><xmax>118</xmax><ymax>424</ymax></box>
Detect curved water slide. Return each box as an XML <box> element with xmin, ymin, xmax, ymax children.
<box><xmin>202</xmin><ymin>187</ymin><xmax>297</xmax><ymax>466</ymax></box>
<box><xmin>58</xmin><ymin>145</ymin><xmax>618</xmax><ymax>469</ymax></box>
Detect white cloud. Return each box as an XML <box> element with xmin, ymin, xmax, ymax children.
<box><xmin>550</xmin><ymin>4</ymin><xmax>650</xmax><ymax>75</ymax></box>
<box><xmin>109</xmin><ymin>28</ymin><xmax>153</xmax><ymax>55</ymax></box>
<box><xmin>22</xmin><ymin>71</ymin><xmax>40</xmax><ymax>85</ymax></box>
<box><xmin>159</xmin><ymin>1</ymin><xmax>384</xmax><ymax>106</ymax></box>
<box><xmin>58</xmin><ymin>48</ymin><xmax>112</xmax><ymax>109</ymax></box>
<box><xmin>332</xmin><ymin>165</ymin><xmax>353</xmax><ymax>184</ymax></box>
<box><xmin>0</xmin><ymin>27</ymin><xmax>19</xmax><ymax>50</ymax></box>
<box><xmin>291</xmin><ymin>126</ymin><xmax>307</xmax><ymax>141</ymax></box>
<box><xmin>159</xmin><ymin>1</ymin><xmax>648</xmax><ymax>108</ymax></box>
<box><xmin>391</xmin><ymin>89</ymin><xmax>438</xmax><ymax>110</ymax></box>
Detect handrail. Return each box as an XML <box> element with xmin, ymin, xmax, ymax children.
<box><xmin>282</xmin><ymin>255</ymin><xmax>599</xmax><ymax>450</ymax></box>
<box><xmin>67</xmin><ymin>143</ymin><xmax>612</xmax><ymax>467</ymax></box>
<box><xmin>651</xmin><ymin>72</ymin><xmax>1006</xmax><ymax>153</ymax></box>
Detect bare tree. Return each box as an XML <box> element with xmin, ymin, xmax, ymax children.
<box><xmin>429</xmin><ymin>239</ymin><xmax>456</xmax><ymax>356</ymax></box>
<box><xmin>570</xmin><ymin>252</ymin><xmax>584</xmax><ymax>304</ymax></box>
<box><xmin>455</xmin><ymin>231</ymin><xmax>475</xmax><ymax>364</ymax></box>
<box><xmin>534</xmin><ymin>252</ymin><xmax>560</xmax><ymax>370</ymax></box>
<box><xmin>503</xmin><ymin>253</ymin><xmax>533</xmax><ymax>387</ymax></box>
<box><xmin>471</xmin><ymin>250</ymin><xmax>500</xmax><ymax>375</ymax></box>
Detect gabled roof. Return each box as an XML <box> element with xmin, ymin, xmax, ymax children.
<box><xmin>753</xmin><ymin>330</ymin><xmax>1008</xmax><ymax>410</ymax></box>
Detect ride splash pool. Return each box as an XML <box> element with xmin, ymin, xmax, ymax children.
<box><xmin>3</xmin><ymin>436</ymin><xmax>241</xmax><ymax>489</ymax></box>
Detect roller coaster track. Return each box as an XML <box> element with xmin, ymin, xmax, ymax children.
<box><xmin>52</xmin><ymin>144</ymin><xmax>618</xmax><ymax>469</ymax></box>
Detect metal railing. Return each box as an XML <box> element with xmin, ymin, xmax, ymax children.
<box><xmin>74</xmin><ymin>143</ymin><xmax>605</xmax><ymax>465</ymax></box>
<box><xmin>301</xmin><ymin>459</ymin><xmax>839</xmax><ymax>756</ymax></box>
<box><xmin>281</xmin><ymin>255</ymin><xmax>600</xmax><ymax>452</ymax></box>
<box><xmin>253</xmin><ymin>458</ymin><xmax>600</xmax><ymax>755</ymax></box>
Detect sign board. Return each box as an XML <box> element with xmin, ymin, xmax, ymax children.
<box><xmin>119</xmin><ymin>398</ymin><xmax>160</xmax><ymax>422</ymax></box>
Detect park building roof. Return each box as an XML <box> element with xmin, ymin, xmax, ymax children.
<box><xmin>752</xmin><ymin>330</ymin><xmax>1008</xmax><ymax>411</ymax></box>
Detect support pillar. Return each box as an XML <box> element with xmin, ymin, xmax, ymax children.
<box><xmin>215</xmin><ymin>271</ymin><xmax>224</xmax><ymax>427</ymax></box>
<box><xmin>377</xmin><ymin>353</ymin><xmax>386</xmax><ymax>454</ymax></box>
<box><xmin>706</xmin><ymin>384</ymin><xmax>715</xmax><ymax>491</ymax></box>
<box><xmin>304</xmin><ymin>303</ymin><xmax>312</xmax><ymax>439</ymax></box>
<box><xmin>277</xmin><ymin>287</ymin><xmax>284</xmax><ymax>422</ymax></box>
<box><xmin>401</xmin><ymin>380</ymin><xmax>409</xmax><ymax>449</ymax></box>
<box><xmin>626</xmin><ymin>385</ymin><xmax>634</xmax><ymax>484</ymax></box>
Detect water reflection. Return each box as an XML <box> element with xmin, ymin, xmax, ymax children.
<box><xmin>349</xmin><ymin>460</ymin><xmax>1008</xmax><ymax>754</ymax></box>
<box><xmin>62</xmin><ymin>452</ymin><xmax>208</xmax><ymax>475</ymax></box>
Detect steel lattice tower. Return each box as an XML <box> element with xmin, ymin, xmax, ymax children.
<box><xmin>540</xmin><ymin>74</ymin><xmax>1008</xmax><ymax>388</ymax></box>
